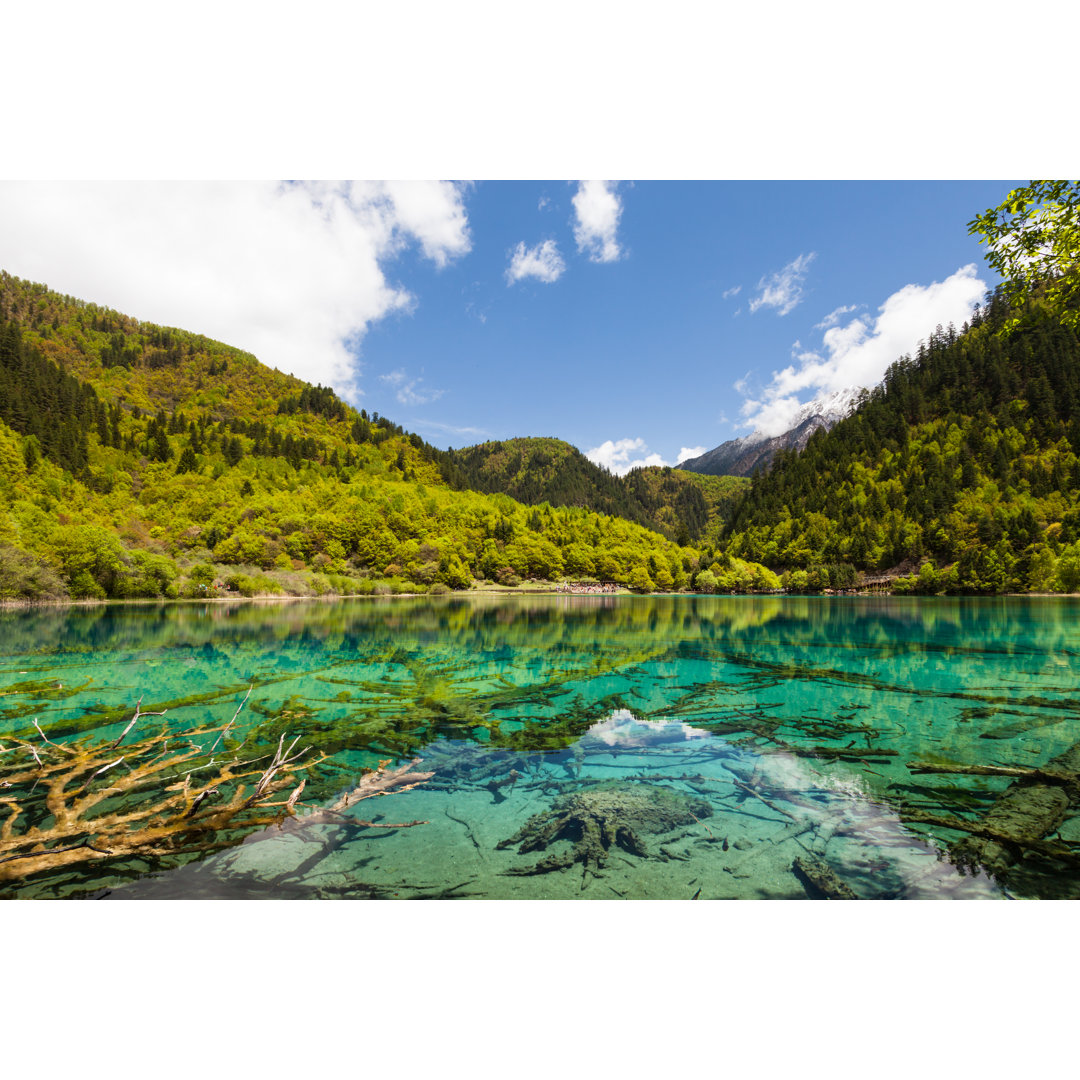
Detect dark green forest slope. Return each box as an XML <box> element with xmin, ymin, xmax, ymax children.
<box><xmin>3</xmin><ymin>272</ymin><xmax>778</xmax><ymax>600</ymax></box>
<box><xmin>724</xmin><ymin>284</ymin><xmax>1080</xmax><ymax>593</ymax></box>
<box><xmin>440</xmin><ymin>436</ymin><xmax>748</xmax><ymax>543</ymax></box>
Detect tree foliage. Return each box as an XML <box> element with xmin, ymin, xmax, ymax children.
<box><xmin>968</xmin><ymin>180</ymin><xmax>1080</xmax><ymax>331</ymax></box>
<box><xmin>0</xmin><ymin>273</ymin><xmax>782</xmax><ymax>601</ymax></box>
<box><xmin>723</xmin><ymin>283</ymin><xmax>1080</xmax><ymax>594</ymax></box>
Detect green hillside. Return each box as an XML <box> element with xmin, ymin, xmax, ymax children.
<box><xmin>440</xmin><ymin>435</ymin><xmax>748</xmax><ymax>543</ymax></box>
<box><xmin>0</xmin><ymin>272</ymin><xmax>782</xmax><ymax>600</ymax></box>
<box><xmin>723</xmin><ymin>283</ymin><xmax>1080</xmax><ymax>593</ymax></box>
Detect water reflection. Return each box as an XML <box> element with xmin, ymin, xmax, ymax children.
<box><xmin>2</xmin><ymin>594</ymin><xmax>1079</xmax><ymax>899</ymax></box>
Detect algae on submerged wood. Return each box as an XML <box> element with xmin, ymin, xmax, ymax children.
<box><xmin>497</xmin><ymin>780</ymin><xmax>712</xmax><ymax>886</ymax></box>
<box><xmin>0</xmin><ymin>694</ymin><xmax>321</xmax><ymax>893</ymax></box>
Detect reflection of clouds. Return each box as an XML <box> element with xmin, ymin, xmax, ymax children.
<box><xmin>740</xmin><ymin>749</ymin><xmax>1001</xmax><ymax>899</ymax></box>
<box><xmin>577</xmin><ymin>717</ymin><xmax>1002</xmax><ymax>898</ymax></box>
<box><xmin>584</xmin><ymin>709</ymin><xmax>710</xmax><ymax>747</ymax></box>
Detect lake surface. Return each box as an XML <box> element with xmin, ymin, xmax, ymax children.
<box><xmin>3</xmin><ymin>594</ymin><xmax>1079</xmax><ymax>900</ymax></box>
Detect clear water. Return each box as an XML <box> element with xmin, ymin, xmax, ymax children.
<box><xmin>3</xmin><ymin>594</ymin><xmax>1079</xmax><ymax>900</ymax></box>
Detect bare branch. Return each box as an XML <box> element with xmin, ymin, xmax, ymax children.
<box><xmin>110</xmin><ymin>696</ymin><xmax>168</xmax><ymax>750</ymax></box>
<box><xmin>33</xmin><ymin>719</ymin><xmax>69</xmax><ymax>752</ymax></box>
<box><xmin>0</xmin><ymin>837</ymin><xmax>114</xmax><ymax>867</ymax></box>
<box><xmin>248</xmin><ymin>733</ymin><xmax>310</xmax><ymax>804</ymax></box>
<box><xmin>78</xmin><ymin>756</ymin><xmax>126</xmax><ymax>792</ymax></box>
<box><xmin>285</xmin><ymin>780</ymin><xmax>306</xmax><ymax>813</ymax></box>
<box><xmin>185</xmin><ymin>788</ymin><xmax>220</xmax><ymax>818</ymax></box>
<box><xmin>209</xmin><ymin>685</ymin><xmax>253</xmax><ymax>753</ymax></box>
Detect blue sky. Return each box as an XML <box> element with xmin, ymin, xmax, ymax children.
<box><xmin>0</xmin><ymin>180</ymin><xmax>1016</xmax><ymax>471</ymax></box>
<box><xmin>359</xmin><ymin>180</ymin><xmax>1015</xmax><ymax>468</ymax></box>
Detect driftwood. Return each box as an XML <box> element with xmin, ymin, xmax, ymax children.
<box><xmin>731</xmin><ymin>778</ymin><xmax>797</xmax><ymax>822</ymax></box>
<box><xmin>110</xmin><ymin>696</ymin><xmax>169</xmax><ymax>750</ymax></box>
<box><xmin>0</xmin><ymin>695</ymin><xmax>323</xmax><ymax>888</ymax></box>
<box><xmin>907</xmin><ymin>760</ymin><xmax>1073</xmax><ymax>783</ymax></box>
<box><xmin>297</xmin><ymin>758</ymin><xmax>433</xmax><ymax>829</ymax></box>
<box><xmin>792</xmin><ymin>855</ymin><xmax>859</xmax><ymax>899</ymax></box>
<box><xmin>898</xmin><ymin>807</ymin><xmax>1080</xmax><ymax>865</ymax></box>
<box><xmin>903</xmin><ymin>741</ymin><xmax>1080</xmax><ymax>880</ymax></box>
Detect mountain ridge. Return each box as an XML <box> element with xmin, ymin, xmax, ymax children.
<box><xmin>678</xmin><ymin>387</ymin><xmax>863</xmax><ymax>477</ymax></box>
<box><xmin>723</xmin><ymin>286</ymin><xmax>1080</xmax><ymax>594</ymax></box>
<box><xmin>678</xmin><ymin>386</ymin><xmax>864</xmax><ymax>475</ymax></box>
<box><xmin>440</xmin><ymin>435</ymin><xmax>748</xmax><ymax>543</ymax></box>
<box><xmin>0</xmin><ymin>271</ymin><xmax>784</xmax><ymax>600</ymax></box>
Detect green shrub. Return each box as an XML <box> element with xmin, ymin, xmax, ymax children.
<box><xmin>695</xmin><ymin>568</ymin><xmax>717</xmax><ymax>594</ymax></box>
<box><xmin>224</xmin><ymin>572</ymin><xmax>282</xmax><ymax>597</ymax></box>
<box><xmin>0</xmin><ymin>544</ymin><xmax>68</xmax><ymax>600</ymax></box>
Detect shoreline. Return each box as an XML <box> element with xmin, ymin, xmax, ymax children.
<box><xmin>3</xmin><ymin>587</ymin><xmax>1078</xmax><ymax>610</ymax></box>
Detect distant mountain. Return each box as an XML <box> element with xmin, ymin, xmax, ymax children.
<box><xmin>678</xmin><ymin>388</ymin><xmax>863</xmax><ymax>477</ymax></box>
<box><xmin>723</xmin><ymin>287</ymin><xmax>1080</xmax><ymax>592</ymax></box>
<box><xmin>0</xmin><ymin>272</ymin><xmax>708</xmax><ymax>600</ymax></box>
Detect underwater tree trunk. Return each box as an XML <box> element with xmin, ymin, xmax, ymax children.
<box><xmin>792</xmin><ymin>856</ymin><xmax>858</xmax><ymax>899</ymax></box>
<box><xmin>910</xmin><ymin>741</ymin><xmax>1080</xmax><ymax>879</ymax></box>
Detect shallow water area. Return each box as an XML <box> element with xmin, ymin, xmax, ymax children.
<box><xmin>3</xmin><ymin>594</ymin><xmax>1079</xmax><ymax>900</ymax></box>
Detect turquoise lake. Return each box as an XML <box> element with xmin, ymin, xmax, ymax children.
<box><xmin>2</xmin><ymin>593</ymin><xmax>1079</xmax><ymax>900</ymax></box>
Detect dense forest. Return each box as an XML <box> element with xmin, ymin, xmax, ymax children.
<box><xmin>2</xmin><ymin>182</ymin><xmax>1077</xmax><ymax>602</ymax></box>
<box><xmin>440</xmin><ymin>436</ymin><xmax>748</xmax><ymax>544</ymax></box>
<box><xmin>0</xmin><ymin>272</ymin><xmax>779</xmax><ymax>601</ymax></box>
<box><xmin>723</xmin><ymin>282</ymin><xmax>1080</xmax><ymax>593</ymax></box>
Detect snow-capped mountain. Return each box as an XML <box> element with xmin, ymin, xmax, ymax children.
<box><xmin>677</xmin><ymin>387</ymin><xmax>863</xmax><ymax>477</ymax></box>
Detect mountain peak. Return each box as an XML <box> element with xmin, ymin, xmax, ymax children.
<box><xmin>677</xmin><ymin>387</ymin><xmax>862</xmax><ymax>477</ymax></box>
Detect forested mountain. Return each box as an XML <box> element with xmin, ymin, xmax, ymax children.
<box><xmin>678</xmin><ymin>388</ymin><xmax>862</xmax><ymax>477</ymax></box>
<box><xmin>4</xmin><ymin>183</ymin><xmax>1077</xmax><ymax>601</ymax></box>
<box><xmin>1</xmin><ymin>272</ymin><xmax>784</xmax><ymax>601</ymax></box>
<box><xmin>440</xmin><ymin>436</ymin><xmax>748</xmax><ymax>543</ymax></box>
<box><xmin>723</xmin><ymin>282</ymin><xmax>1080</xmax><ymax>593</ymax></box>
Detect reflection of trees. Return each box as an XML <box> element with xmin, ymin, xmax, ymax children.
<box><xmin>4</xmin><ymin>595</ymin><xmax>1080</xmax><ymax>896</ymax></box>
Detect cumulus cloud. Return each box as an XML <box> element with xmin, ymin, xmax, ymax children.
<box><xmin>506</xmin><ymin>239</ymin><xmax>565</xmax><ymax>284</ymax></box>
<box><xmin>379</xmin><ymin>368</ymin><xmax>445</xmax><ymax>406</ymax></box>
<box><xmin>677</xmin><ymin>446</ymin><xmax>707</xmax><ymax>463</ymax></box>
<box><xmin>739</xmin><ymin>264</ymin><xmax>987</xmax><ymax>436</ymax></box>
<box><xmin>0</xmin><ymin>181</ymin><xmax>472</xmax><ymax>399</ymax></box>
<box><xmin>749</xmin><ymin>253</ymin><xmax>816</xmax><ymax>316</ymax></box>
<box><xmin>379</xmin><ymin>180</ymin><xmax>472</xmax><ymax>268</ymax></box>
<box><xmin>572</xmin><ymin>180</ymin><xmax>623</xmax><ymax>263</ymax></box>
<box><xmin>586</xmin><ymin>437</ymin><xmax>667</xmax><ymax>476</ymax></box>
<box><xmin>721</xmin><ymin>285</ymin><xmax>742</xmax><ymax>300</ymax></box>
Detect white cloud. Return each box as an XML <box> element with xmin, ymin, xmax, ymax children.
<box><xmin>722</xmin><ymin>285</ymin><xmax>742</xmax><ymax>300</ymax></box>
<box><xmin>749</xmin><ymin>252</ymin><xmax>816</xmax><ymax>316</ymax></box>
<box><xmin>379</xmin><ymin>368</ymin><xmax>445</xmax><ymax>406</ymax></box>
<box><xmin>379</xmin><ymin>180</ymin><xmax>472</xmax><ymax>269</ymax></box>
<box><xmin>0</xmin><ymin>181</ymin><xmax>472</xmax><ymax>400</ymax></box>
<box><xmin>572</xmin><ymin>180</ymin><xmax>623</xmax><ymax>263</ymax></box>
<box><xmin>586</xmin><ymin>437</ymin><xmax>667</xmax><ymax>476</ymax></box>
<box><xmin>739</xmin><ymin>264</ymin><xmax>987</xmax><ymax>436</ymax></box>
<box><xmin>677</xmin><ymin>446</ymin><xmax>707</xmax><ymax>463</ymax></box>
<box><xmin>814</xmin><ymin>303</ymin><xmax>859</xmax><ymax>329</ymax></box>
<box><xmin>506</xmin><ymin>239</ymin><xmax>565</xmax><ymax>284</ymax></box>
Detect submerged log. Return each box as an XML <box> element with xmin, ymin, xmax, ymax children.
<box><xmin>907</xmin><ymin>760</ymin><xmax>1072</xmax><ymax>782</ymax></box>
<box><xmin>905</xmin><ymin>741</ymin><xmax>1080</xmax><ymax>880</ymax></box>
<box><xmin>792</xmin><ymin>855</ymin><xmax>859</xmax><ymax>900</ymax></box>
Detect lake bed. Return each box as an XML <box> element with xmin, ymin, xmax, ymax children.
<box><xmin>3</xmin><ymin>594</ymin><xmax>1079</xmax><ymax>900</ymax></box>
